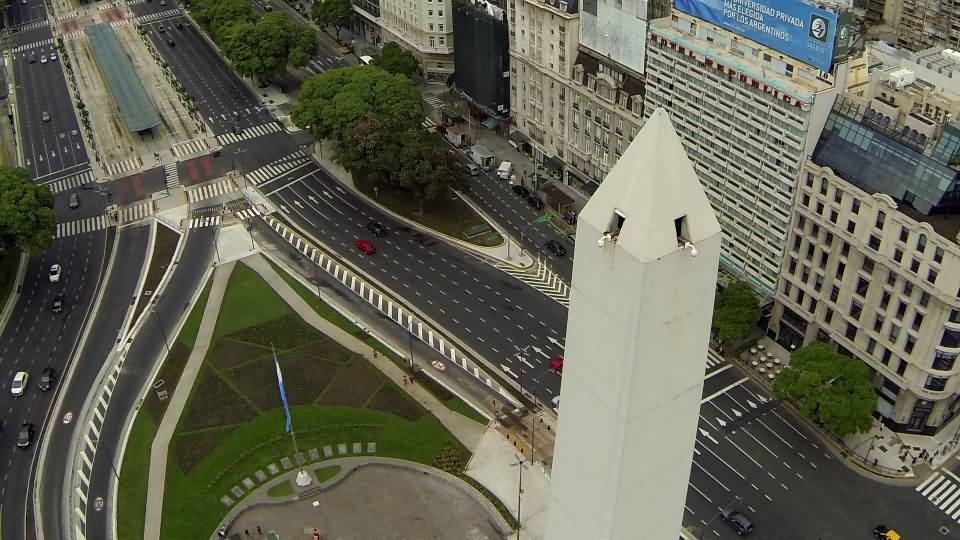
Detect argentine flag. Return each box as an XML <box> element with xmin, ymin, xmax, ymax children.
<box><xmin>274</xmin><ymin>353</ymin><xmax>293</xmax><ymax>433</ymax></box>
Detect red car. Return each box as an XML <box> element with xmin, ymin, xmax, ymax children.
<box><xmin>550</xmin><ymin>356</ymin><xmax>564</xmax><ymax>374</ymax></box>
<box><xmin>356</xmin><ymin>239</ymin><xmax>376</xmax><ymax>255</ymax></box>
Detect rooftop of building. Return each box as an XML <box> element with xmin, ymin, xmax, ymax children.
<box><xmin>572</xmin><ymin>48</ymin><xmax>644</xmax><ymax>97</ymax></box>
<box><xmin>648</xmin><ymin>15</ymin><xmax>834</xmax><ymax>104</ymax></box>
<box><xmin>84</xmin><ymin>23</ymin><xmax>161</xmax><ymax>133</ymax></box>
<box><xmin>867</xmin><ymin>41</ymin><xmax>960</xmax><ymax>100</ymax></box>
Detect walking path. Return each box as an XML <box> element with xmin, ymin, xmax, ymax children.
<box><xmin>143</xmin><ymin>261</ymin><xmax>236</xmax><ymax>540</ymax></box>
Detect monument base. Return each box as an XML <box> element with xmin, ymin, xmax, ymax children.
<box><xmin>295</xmin><ymin>470</ymin><xmax>312</xmax><ymax>487</ymax></box>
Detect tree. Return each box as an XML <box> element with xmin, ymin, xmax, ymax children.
<box><xmin>373</xmin><ymin>42</ymin><xmax>418</xmax><ymax>77</ymax></box>
<box><xmin>396</xmin><ymin>130</ymin><xmax>453</xmax><ymax>213</ymax></box>
<box><xmin>712</xmin><ymin>280</ymin><xmax>760</xmax><ymax>344</ymax></box>
<box><xmin>221</xmin><ymin>13</ymin><xmax>317</xmax><ymax>84</ymax></box>
<box><xmin>773</xmin><ymin>343</ymin><xmax>875</xmax><ymax>436</ymax></box>
<box><xmin>190</xmin><ymin>0</ymin><xmax>255</xmax><ymax>40</ymax></box>
<box><xmin>291</xmin><ymin>65</ymin><xmax>423</xmax><ymax>142</ymax></box>
<box><xmin>311</xmin><ymin>0</ymin><xmax>353</xmax><ymax>42</ymax></box>
<box><xmin>0</xmin><ymin>167</ymin><xmax>55</xmax><ymax>255</ymax></box>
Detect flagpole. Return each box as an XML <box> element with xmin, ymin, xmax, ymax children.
<box><xmin>273</xmin><ymin>346</ymin><xmax>311</xmax><ymax>487</ymax></box>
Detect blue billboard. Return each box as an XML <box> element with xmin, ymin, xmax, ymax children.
<box><xmin>674</xmin><ymin>0</ymin><xmax>838</xmax><ymax>72</ymax></box>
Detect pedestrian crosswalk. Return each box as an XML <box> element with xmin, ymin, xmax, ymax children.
<box><xmin>423</xmin><ymin>95</ymin><xmax>445</xmax><ymax>109</ymax></box>
<box><xmin>234</xmin><ymin>205</ymin><xmax>261</xmax><ymax>220</ymax></box>
<box><xmin>120</xmin><ymin>201</ymin><xmax>152</xmax><ymax>223</ymax></box>
<box><xmin>15</xmin><ymin>20</ymin><xmax>49</xmax><ymax>32</ymax></box>
<box><xmin>706</xmin><ymin>349</ymin><xmax>725</xmax><ymax>370</ymax></box>
<box><xmin>303</xmin><ymin>56</ymin><xmax>341</xmax><ymax>74</ymax></box>
<box><xmin>136</xmin><ymin>8</ymin><xmax>182</xmax><ymax>23</ymax></box>
<box><xmin>171</xmin><ymin>138</ymin><xmax>209</xmax><ymax>158</ymax></box>
<box><xmin>13</xmin><ymin>38</ymin><xmax>53</xmax><ymax>53</ymax></box>
<box><xmin>494</xmin><ymin>259</ymin><xmax>570</xmax><ymax>307</ymax></box>
<box><xmin>189</xmin><ymin>215</ymin><xmax>221</xmax><ymax>229</ymax></box>
<box><xmin>104</xmin><ymin>156</ymin><xmax>142</xmax><ymax>177</ymax></box>
<box><xmin>55</xmin><ymin>215</ymin><xmax>108</xmax><ymax>238</ymax></box>
<box><xmin>422</xmin><ymin>117</ymin><xmax>437</xmax><ymax>129</ymax></box>
<box><xmin>163</xmin><ymin>162</ymin><xmax>180</xmax><ymax>191</ymax></box>
<box><xmin>215</xmin><ymin>122</ymin><xmax>283</xmax><ymax>146</ymax></box>
<box><xmin>244</xmin><ymin>151</ymin><xmax>311</xmax><ymax>185</ymax></box>
<box><xmin>53</xmin><ymin>11</ymin><xmax>82</xmax><ymax>22</ymax></box>
<box><xmin>43</xmin><ymin>169</ymin><xmax>95</xmax><ymax>194</ymax></box>
<box><xmin>109</xmin><ymin>19</ymin><xmax>133</xmax><ymax>28</ymax></box>
<box><xmin>916</xmin><ymin>470</ymin><xmax>960</xmax><ymax>523</ymax></box>
<box><xmin>186</xmin><ymin>178</ymin><xmax>236</xmax><ymax>204</ymax></box>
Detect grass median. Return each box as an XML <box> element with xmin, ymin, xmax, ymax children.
<box><xmin>156</xmin><ymin>262</ymin><xmax>469</xmax><ymax>540</ymax></box>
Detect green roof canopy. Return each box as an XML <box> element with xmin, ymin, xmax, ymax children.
<box><xmin>85</xmin><ymin>23</ymin><xmax>162</xmax><ymax>132</ymax></box>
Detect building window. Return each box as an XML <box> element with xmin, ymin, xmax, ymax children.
<box><xmin>841</xmin><ymin>242</ymin><xmax>850</xmax><ymax>258</ymax></box>
<box><xmin>889</xmin><ymin>324</ymin><xmax>900</xmax><ymax>342</ymax></box>
<box><xmin>788</xmin><ymin>257</ymin><xmax>797</xmax><ymax>274</ymax></box>
<box><xmin>935</xmin><ymin>246</ymin><xmax>945</xmax><ymax>264</ymax></box>
<box><xmin>834</xmin><ymin>189</ymin><xmax>843</xmax><ymax>205</ymax></box>
<box><xmin>851</xmin><ymin>199</ymin><xmax>861</xmax><ymax>214</ymax></box>
<box><xmin>895</xmin><ymin>301</ymin><xmax>907</xmax><ymax>320</ymax></box>
<box><xmin>783</xmin><ymin>280</ymin><xmax>792</xmax><ymax>296</ymax></box>
<box><xmin>920</xmin><ymin>291</ymin><xmax>931</xmax><ymax>307</ymax></box>
<box><xmin>868</xmin><ymin>235</ymin><xmax>881</xmax><ymax>251</ymax></box>
<box><xmin>850</xmin><ymin>300</ymin><xmax>863</xmax><ymax>320</ymax></box>
<box><xmin>797</xmin><ymin>289</ymin><xmax>806</xmax><ymax>305</ymax></box>
<box><xmin>880</xmin><ymin>290</ymin><xmax>891</xmax><ymax>309</ymax></box>
<box><xmin>873</xmin><ymin>313</ymin><xmax>884</xmax><ymax>332</ymax></box>
<box><xmin>797</xmin><ymin>215</ymin><xmax>806</xmax><ymax>231</ymax></box>
<box><xmin>949</xmin><ymin>309</ymin><xmax>960</xmax><ymax>324</ymax></box>
<box><xmin>801</xmin><ymin>193</ymin><xmax>810</xmax><ymax>207</ymax></box>
<box><xmin>825</xmin><ymin>307</ymin><xmax>834</xmax><ymax>324</ymax></box>
<box><xmin>825</xmin><ymin>232</ymin><xmax>834</xmax><ymax>247</ymax></box>
<box><xmin>866</xmin><ymin>338</ymin><xmax>877</xmax><ymax>355</ymax></box>
<box><xmin>814</xmin><ymin>274</ymin><xmax>824</xmax><ymax>292</ymax></box>
<box><xmin>816</xmin><ymin>201</ymin><xmax>824</xmax><ymax>215</ymax></box>
<box><xmin>893</xmin><ymin>248</ymin><xmax>903</xmax><ymax>263</ymax></box>
<box><xmin>801</xmin><ymin>266</ymin><xmax>810</xmax><ymax>283</ymax></box>
<box><xmin>882</xmin><ymin>348</ymin><xmax>892</xmax><ymax>365</ymax></box>
<box><xmin>933</xmin><ymin>351</ymin><xmax>958</xmax><ymax>371</ymax></box>
<box><xmin>830</xmin><ymin>285</ymin><xmax>840</xmax><ymax>302</ymax></box>
<box><xmin>899</xmin><ymin>226</ymin><xmax>909</xmax><ymax>243</ymax></box>
<box><xmin>805</xmin><ymin>244</ymin><xmax>815</xmax><ymax>261</ymax></box>
<box><xmin>820</xmin><ymin>178</ymin><xmax>829</xmax><ymax>195</ymax></box>
<box><xmin>862</xmin><ymin>257</ymin><xmax>875</xmax><ymax>275</ymax></box>
<box><xmin>847</xmin><ymin>220</ymin><xmax>856</xmax><ymax>234</ymax></box>
<box><xmin>845</xmin><ymin>323</ymin><xmax>858</xmax><ymax>341</ymax></box>
<box><xmin>942</xmin><ymin>328</ymin><xmax>960</xmax><ymax>348</ymax></box>
<box><xmin>836</xmin><ymin>262</ymin><xmax>845</xmax><ymax>280</ymax></box>
<box><xmin>902</xmin><ymin>281</ymin><xmax>913</xmax><ymax>297</ymax></box>
<box><xmin>856</xmin><ymin>277</ymin><xmax>870</xmax><ymax>297</ymax></box>
<box><xmin>917</xmin><ymin>234</ymin><xmax>927</xmax><ymax>253</ymax></box>
<box><xmin>875</xmin><ymin>211</ymin><xmax>886</xmax><ymax>230</ymax></box>
<box><xmin>819</xmin><ymin>252</ymin><xmax>828</xmax><ymax>269</ymax></box>
<box><xmin>912</xmin><ymin>312</ymin><xmax>924</xmax><ymax>331</ymax></box>
<box><xmin>886</xmin><ymin>270</ymin><xmax>897</xmax><ymax>287</ymax></box>
<box><xmin>830</xmin><ymin>210</ymin><xmax>838</xmax><ymax>224</ymax></box>
<box><xmin>910</xmin><ymin>259</ymin><xmax>920</xmax><ymax>273</ymax></box>
<box><xmin>928</xmin><ymin>269</ymin><xmax>938</xmax><ymax>285</ymax></box>
<box><xmin>896</xmin><ymin>359</ymin><xmax>907</xmax><ymax>376</ymax></box>
<box><xmin>793</xmin><ymin>236</ymin><xmax>802</xmax><ymax>252</ymax></box>
<box><xmin>808</xmin><ymin>297</ymin><xmax>818</xmax><ymax>314</ymax></box>
<box><xmin>925</xmin><ymin>376</ymin><xmax>948</xmax><ymax>391</ymax></box>
<box><xmin>805</xmin><ymin>172</ymin><xmax>814</xmax><ymax>188</ymax></box>
<box><xmin>905</xmin><ymin>335</ymin><xmax>916</xmax><ymax>354</ymax></box>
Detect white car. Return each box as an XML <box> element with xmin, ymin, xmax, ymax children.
<box><xmin>10</xmin><ymin>371</ymin><xmax>28</xmax><ymax>397</ymax></box>
<box><xmin>49</xmin><ymin>52</ymin><xmax>57</xmax><ymax>61</ymax></box>
<box><xmin>49</xmin><ymin>264</ymin><xmax>61</xmax><ymax>283</ymax></box>
<box><xmin>40</xmin><ymin>55</ymin><xmax>47</xmax><ymax>64</ymax></box>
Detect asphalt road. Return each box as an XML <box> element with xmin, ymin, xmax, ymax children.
<box><xmin>7</xmin><ymin>0</ymin><xmax>46</xmax><ymax>27</ymax></box>
<box><xmin>0</xmin><ymin>228</ymin><xmax>110</xmax><ymax>540</ymax></box>
<box><xmin>36</xmin><ymin>223</ymin><xmax>151</xmax><ymax>540</ymax></box>
<box><xmin>9</xmin><ymin>13</ymin><xmax>88</xmax><ymax>182</ymax></box>
<box><xmin>82</xmin><ymin>212</ymin><xmax>216</xmax><ymax>540</ymax></box>
<box><xmin>130</xmin><ymin>2</ymin><xmax>271</xmax><ymax>135</ymax></box>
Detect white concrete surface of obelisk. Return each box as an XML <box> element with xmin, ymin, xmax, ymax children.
<box><xmin>544</xmin><ymin>108</ymin><xmax>722</xmax><ymax>540</ymax></box>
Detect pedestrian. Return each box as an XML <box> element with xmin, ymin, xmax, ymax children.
<box><xmin>218</xmin><ymin>526</ymin><xmax>227</xmax><ymax>538</ymax></box>
<box><xmin>257</xmin><ymin>525</ymin><xmax>263</xmax><ymax>535</ymax></box>
<box><xmin>245</xmin><ymin>529</ymin><xmax>250</xmax><ymax>537</ymax></box>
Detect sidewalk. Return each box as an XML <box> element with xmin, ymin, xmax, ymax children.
<box><xmin>144</xmin><ymin>261</ymin><xmax>236</xmax><ymax>540</ymax></box>
<box><xmin>733</xmin><ymin>335</ymin><xmax>960</xmax><ymax>480</ymax></box>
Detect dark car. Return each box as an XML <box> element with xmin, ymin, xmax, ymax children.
<box><xmin>157</xmin><ymin>24</ymin><xmax>166</xmax><ymax>32</ymax></box>
<box><xmin>16</xmin><ymin>423</ymin><xmax>33</xmax><ymax>448</ymax></box>
<box><xmin>366</xmin><ymin>220</ymin><xmax>388</xmax><ymax>238</ymax></box>
<box><xmin>51</xmin><ymin>293</ymin><xmax>63</xmax><ymax>313</ymax></box>
<box><xmin>526</xmin><ymin>195</ymin><xmax>544</xmax><ymax>210</ymax></box>
<box><xmin>512</xmin><ymin>185</ymin><xmax>530</xmax><ymax>198</ymax></box>
<box><xmin>167</xmin><ymin>38</ymin><xmax>176</xmax><ymax>47</ymax></box>
<box><xmin>720</xmin><ymin>507</ymin><xmax>754</xmax><ymax>536</ymax></box>
<box><xmin>543</xmin><ymin>240</ymin><xmax>567</xmax><ymax>257</ymax></box>
<box><xmin>39</xmin><ymin>367</ymin><xmax>55</xmax><ymax>392</ymax></box>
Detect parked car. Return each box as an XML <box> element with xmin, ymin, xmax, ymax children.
<box><xmin>49</xmin><ymin>52</ymin><xmax>57</xmax><ymax>61</ymax></box>
<box><xmin>68</xmin><ymin>192</ymin><xmax>79</xmax><ymax>209</ymax></box>
<box><xmin>465</xmin><ymin>163</ymin><xmax>480</xmax><ymax>176</ymax></box>
<box><xmin>720</xmin><ymin>507</ymin><xmax>754</xmax><ymax>536</ymax></box>
<box><xmin>16</xmin><ymin>423</ymin><xmax>34</xmax><ymax>448</ymax></box>
<box><xmin>49</xmin><ymin>264</ymin><xmax>61</xmax><ymax>283</ymax></box>
<box><xmin>543</xmin><ymin>239</ymin><xmax>567</xmax><ymax>257</ymax></box>
<box><xmin>512</xmin><ymin>185</ymin><xmax>530</xmax><ymax>198</ymax></box>
<box><xmin>38</xmin><ymin>367</ymin><xmax>56</xmax><ymax>392</ymax></box>
<box><xmin>356</xmin><ymin>239</ymin><xmax>376</xmax><ymax>255</ymax></box>
<box><xmin>51</xmin><ymin>293</ymin><xmax>63</xmax><ymax>313</ymax></box>
<box><xmin>526</xmin><ymin>195</ymin><xmax>544</xmax><ymax>210</ymax></box>
<box><xmin>40</xmin><ymin>54</ymin><xmax>47</xmax><ymax>64</ymax></box>
<box><xmin>41</xmin><ymin>111</ymin><xmax>51</xmax><ymax>122</ymax></box>
<box><xmin>366</xmin><ymin>220</ymin><xmax>388</xmax><ymax>238</ymax></box>
<box><xmin>10</xmin><ymin>371</ymin><xmax>28</xmax><ymax>397</ymax></box>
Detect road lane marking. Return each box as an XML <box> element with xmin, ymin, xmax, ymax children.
<box><xmin>701</xmin><ymin>377</ymin><xmax>749</xmax><ymax>404</ymax></box>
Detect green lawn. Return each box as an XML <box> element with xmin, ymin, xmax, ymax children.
<box><xmin>116</xmin><ymin>280</ymin><xmax>213</xmax><ymax>540</ymax></box>
<box><xmin>313</xmin><ymin>465</ymin><xmax>340</xmax><ymax>483</ymax></box>
<box><xmin>132</xmin><ymin>224</ymin><xmax>182</xmax><ymax>324</ymax></box>
<box><xmin>353</xmin><ymin>179</ymin><xmax>502</xmax><ymax>247</ymax></box>
<box><xmin>266</xmin><ymin>480</ymin><xmax>293</xmax><ymax>498</ymax></box>
<box><xmin>158</xmin><ymin>262</ymin><xmax>467</xmax><ymax>540</ymax></box>
<box><xmin>445</xmin><ymin>397</ymin><xmax>489</xmax><ymax>425</ymax></box>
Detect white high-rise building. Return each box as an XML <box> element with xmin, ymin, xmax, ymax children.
<box><xmin>545</xmin><ymin>109</ymin><xmax>721</xmax><ymax>540</ymax></box>
<box><xmin>351</xmin><ymin>0</ymin><xmax>455</xmax><ymax>81</ymax></box>
<box><xmin>644</xmin><ymin>11</ymin><xmax>848</xmax><ymax>296</ymax></box>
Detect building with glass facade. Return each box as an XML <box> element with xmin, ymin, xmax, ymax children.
<box><xmin>770</xmin><ymin>91</ymin><xmax>960</xmax><ymax>434</ymax></box>
<box><xmin>644</xmin><ymin>12</ymin><xmax>846</xmax><ymax>296</ymax></box>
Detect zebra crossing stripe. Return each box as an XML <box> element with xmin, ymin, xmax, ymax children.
<box><xmin>189</xmin><ymin>215</ymin><xmax>222</xmax><ymax>228</ymax></box>
<box><xmin>14</xmin><ymin>38</ymin><xmax>53</xmax><ymax>53</ymax></box>
<box><xmin>45</xmin><ymin>169</ymin><xmax>95</xmax><ymax>193</ymax></box>
<box><xmin>56</xmin><ymin>215</ymin><xmax>108</xmax><ymax>238</ymax></box>
<box><xmin>215</xmin><ymin>122</ymin><xmax>282</xmax><ymax>145</ymax></box>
